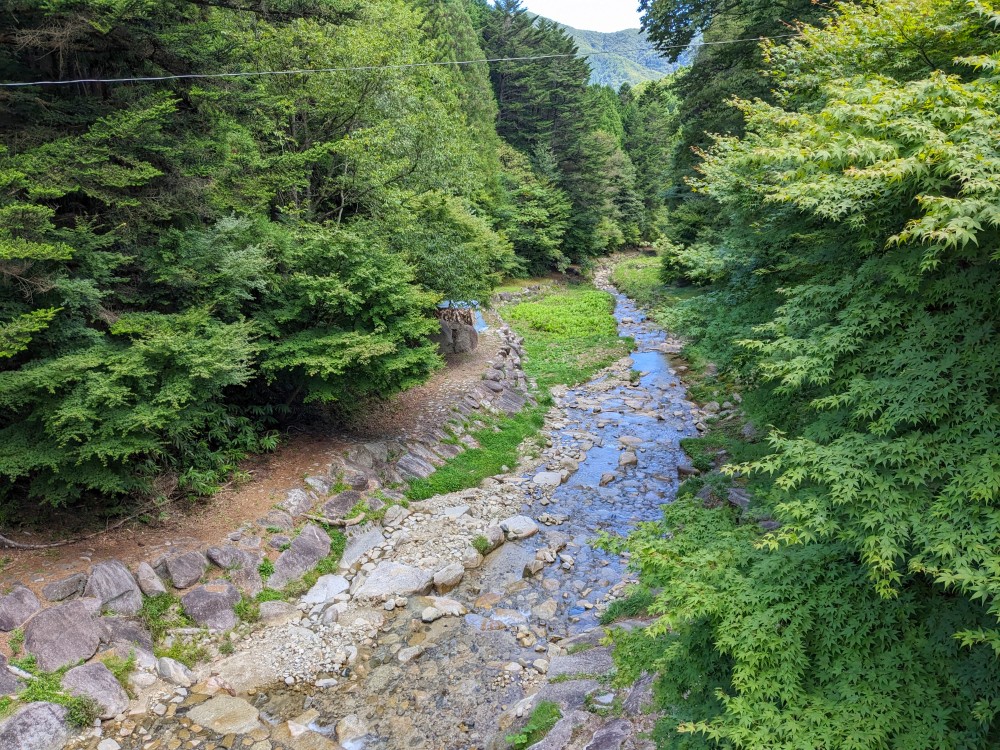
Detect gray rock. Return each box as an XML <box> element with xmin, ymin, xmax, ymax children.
<box><xmin>741</xmin><ymin>421</ymin><xmax>759</xmax><ymax>440</ymax></box>
<box><xmin>181</xmin><ymin>581</ymin><xmax>240</xmax><ymax>630</ymax></box>
<box><xmin>258</xmin><ymin>601</ymin><xmax>301</xmax><ymax>627</ymax></box>
<box><xmin>0</xmin><ymin>655</ymin><xmax>21</xmax><ymax>696</ymax></box>
<box><xmin>259</xmin><ymin>509</ymin><xmax>294</xmax><ymax>531</ymax></box>
<box><xmin>83</xmin><ymin>560</ymin><xmax>142</xmax><ymax>615</ymax></box>
<box><xmin>433</xmin><ymin>563</ymin><xmax>465</xmax><ymax>594</ymax></box>
<box><xmin>727</xmin><ymin>487</ymin><xmax>752</xmax><ymax>510</ymax></box>
<box><xmin>135</xmin><ymin>562</ymin><xmax>167</xmax><ymax>596</ymax></box>
<box><xmin>0</xmin><ymin>702</ymin><xmax>69</xmax><ymax>750</ymax></box>
<box><xmin>382</xmin><ymin>504</ymin><xmax>409</xmax><ymax>527</ymax></box>
<box><xmin>322</xmin><ymin>490</ymin><xmax>361</xmax><ymax>519</ymax></box>
<box><xmin>479</xmin><ymin>543</ymin><xmax>535</xmax><ymax>593</ymax></box>
<box><xmin>279</xmin><ymin>488</ymin><xmax>315</xmax><ymax>517</ymax></box>
<box><xmin>500</xmin><ymin>515</ymin><xmax>539</xmax><ymax>541</ymax></box>
<box><xmin>395</xmin><ymin>453</ymin><xmax>436</xmax><ymax>480</ymax></box>
<box><xmin>583</xmin><ymin>718</ymin><xmax>632</xmax><ymax>750</ymax></box>
<box><xmin>24</xmin><ymin>599</ymin><xmax>104</xmax><ymax>672</ymax></box>
<box><xmin>535</xmin><ymin>678</ymin><xmax>601</xmax><ymax>710</ymax></box>
<box><xmin>157</xmin><ymin>657</ymin><xmax>194</xmax><ymax>687</ymax></box>
<box><xmin>527</xmin><ymin>709</ymin><xmax>594</xmax><ymax>750</ymax></box>
<box><xmin>483</xmin><ymin>525</ymin><xmax>505</xmax><ymax>552</ymax></box>
<box><xmin>41</xmin><ymin>573</ymin><xmax>87</xmax><ymax>603</ymax></box>
<box><xmin>0</xmin><ymin>586</ymin><xmax>40</xmax><ymax>631</ymax></box>
<box><xmin>340</xmin><ymin>528</ymin><xmax>384</xmax><ymax>570</ymax></box>
<box><xmin>301</xmin><ymin>575</ymin><xmax>349</xmax><ymax>605</ymax></box>
<box><xmin>165</xmin><ymin>551</ymin><xmax>209</xmax><ymax>589</ymax></box>
<box><xmin>548</xmin><ymin>647</ymin><xmax>615</xmax><ymax>679</ymax></box>
<box><xmin>304</xmin><ymin>475</ymin><xmax>331</xmax><ymax>495</ymax></box>
<box><xmin>268</xmin><ymin>524</ymin><xmax>331</xmax><ymax>590</ymax></box>
<box><xmin>103</xmin><ymin>617</ymin><xmax>154</xmax><ymax>654</ymax></box>
<box><xmin>186</xmin><ymin>695</ymin><xmax>261</xmax><ymax>735</ymax></box>
<box><xmin>206</xmin><ymin>546</ymin><xmax>262</xmax><ymax>597</ymax></box>
<box><xmin>352</xmin><ymin>562</ymin><xmax>433</xmax><ymax>599</ymax></box>
<box><xmin>532</xmin><ymin>471</ymin><xmax>563</xmax><ymax>487</ymax></box>
<box><xmin>622</xmin><ymin>674</ymin><xmax>654</xmax><ymax>716</ymax></box>
<box><xmin>61</xmin><ymin>662</ymin><xmax>129</xmax><ymax>719</ymax></box>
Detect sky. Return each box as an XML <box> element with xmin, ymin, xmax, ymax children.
<box><xmin>523</xmin><ymin>1</ymin><xmax>643</xmax><ymax>32</ymax></box>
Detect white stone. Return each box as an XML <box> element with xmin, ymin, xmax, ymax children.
<box><xmin>301</xmin><ymin>575</ymin><xmax>349</xmax><ymax>605</ymax></box>
<box><xmin>499</xmin><ymin>515</ymin><xmax>539</xmax><ymax>541</ymax></box>
<box><xmin>156</xmin><ymin>657</ymin><xmax>194</xmax><ymax>687</ymax></box>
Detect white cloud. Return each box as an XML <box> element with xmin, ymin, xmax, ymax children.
<box><xmin>523</xmin><ymin>0</ymin><xmax>642</xmax><ymax>32</ymax></box>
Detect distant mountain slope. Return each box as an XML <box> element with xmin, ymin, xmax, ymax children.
<box><xmin>553</xmin><ymin>22</ymin><xmax>682</xmax><ymax>89</ymax></box>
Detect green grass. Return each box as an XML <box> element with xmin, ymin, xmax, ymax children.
<box><xmin>599</xmin><ymin>587</ymin><xmax>656</xmax><ymax>625</ymax></box>
<box><xmin>8</xmin><ymin>628</ymin><xmax>23</xmax><ymax>656</ymax></box>
<box><xmin>234</xmin><ymin>595</ymin><xmax>260</xmax><ymax>623</ymax></box>
<box><xmin>407</xmin><ymin>282</ymin><xmax>628</xmax><ymax>502</ymax></box>
<box><xmin>611</xmin><ymin>254</ymin><xmax>702</xmax><ymax>309</ymax></box>
<box><xmin>255</xmin><ymin>588</ymin><xmax>285</xmax><ymax>603</ymax></box>
<box><xmin>11</xmin><ymin>660</ymin><xmax>102</xmax><ymax>728</ymax></box>
<box><xmin>471</xmin><ymin>535</ymin><xmax>490</xmax><ymax>556</ymax></box>
<box><xmin>102</xmin><ymin>651</ymin><xmax>137</xmax><ymax>693</ymax></box>
<box><xmin>506</xmin><ymin>700</ymin><xmax>562</xmax><ymax>749</ymax></box>
<box><xmin>258</xmin><ymin>558</ymin><xmax>275</xmax><ymax>580</ymax></box>
<box><xmin>506</xmin><ymin>286</ymin><xmax>630</xmax><ymax>390</ymax></box>
<box><xmin>154</xmin><ymin>639</ymin><xmax>208</xmax><ymax>668</ymax></box>
<box><xmin>406</xmin><ymin>405</ymin><xmax>547</xmax><ymax>501</ymax></box>
<box><xmin>139</xmin><ymin>593</ymin><xmax>193</xmax><ymax>642</ymax></box>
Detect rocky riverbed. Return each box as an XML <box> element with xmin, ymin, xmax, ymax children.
<box><xmin>6</xmin><ymin>263</ymin><xmax>715</xmax><ymax>750</ymax></box>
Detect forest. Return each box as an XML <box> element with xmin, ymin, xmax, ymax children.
<box><xmin>2</xmin><ymin>0</ymin><xmax>1000</xmax><ymax>746</ymax></box>
<box><xmin>0</xmin><ymin>0</ymin><xmax>664</xmax><ymax>518</ymax></box>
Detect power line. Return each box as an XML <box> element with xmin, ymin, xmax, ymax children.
<box><xmin>0</xmin><ymin>33</ymin><xmax>802</xmax><ymax>89</ymax></box>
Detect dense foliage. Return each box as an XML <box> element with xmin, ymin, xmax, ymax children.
<box><xmin>0</xmin><ymin>0</ymin><xmax>653</xmax><ymax>518</ymax></box>
<box><xmin>611</xmin><ymin>0</ymin><xmax>1000</xmax><ymax>746</ymax></box>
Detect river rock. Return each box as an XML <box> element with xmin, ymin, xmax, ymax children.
<box><xmin>103</xmin><ymin>617</ymin><xmax>155</xmax><ymax>654</ymax></box>
<box><xmin>479</xmin><ymin>543</ymin><xmax>535</xmax><ymax>593</ymax></box>
<box><xmin>157</xmin><ymin>657</ymin><xmax>194</xmax><ymax>687</ymax></box>
<box><xmin>206</xmin><ymin>546</ymin><xmax>262</xmax><ymax>597</ymax></box>
<box><xmin>433</xmin><ymin>562</ymin><xmax>465</xmax><ymax>594</ymax></box>
<box><xmin>41</xmin><ymin>573</ymin><xmax>87</xmax><ymax>603</ymax></box>
<box><xmin>0</xmin><ymin>586</ymin><xmax>40</xmax><ymax>631</ymax></box>
<box><xmin>548</xmin><ymin>647</ymin><xmax>615</xmax><ymax>679</ymax></box>
<box><xmin>532</xmin><ymin>471</ymin><xmax>563</xmax><ymax>487</ymax></box>
<box><xmin>336</xmin><ymin>714</ymin><xmax>369</xmax><ymax>746</ymax></box>
<box><xmin>340</xmin><ymin>528</ymin><xmax>383</xmax><ymax>570</ymax></box>
<box><xmin>268</xmin><ymin>524</ymin><xmax>331</xmax><ymax>590</ymax></box>
<box><xmin>165</xmin><ymin>551</ymin><xmax>209</xmax><ymax>589</ymax></box>
<box><xmin>352</xmin><ymin>562</ymin><xmax>433</xmax><ymax>599</ymax></box>
<box><xmin>24</xmin><ymin>599</ymin><xmax>104</xmax><ymax>671</ymax></box>
<box><xmin>61</xmin><ymin>662</ymin><xmax>129</xmax><ymax>719</ymax></box>
<box><xmin>187</xmin><ymin>695</ymin><xmax>261</xmax><ymax>735</ymax></box>
<box><xmin>618</xmin><ymin>451</ymin><xmax>638</xmax><ymax>468</ymax></box>
<box><xmin>0</xmin><ymin>702</ymin><xmax>70</xmax><ymax>750</ymax></box>
<box><xmin>83</xmin><ymin>560</ymin><xmax>142</xmax><ymax>615</ymax></box>
<box><xmin>302</xmin><ymin>575</ymin><xmax>349</xmax><ymax>605</ymax></box>
<box><xmin>500</xmin><ymin>515</ymin><xmax>539</xmax><ymax>540</ymax></box>
<box><xmin>258</xmin><ymin>601</ymin><xmax>301</xmax><ymax>627</ymax></box>
<box><xmin>582</xmin><ymin>718</ymin><xmax>632</xmax><ymax>750</ymax></box>
<box><xmin>483</xmin><ymin>525</ymin><xmax>506</xmax><ymax>552</ymax></box>
<box><xmin>425</xmin><ymin>596</ymin><xmax>467</xmax><ymax>617</ymax></box>
<box><xmin>135</xmin><ymin>562</ymin><xmax>167</xmax><ymax>596</ymax></box>
<box><xmin>181</xmin><ymin>581</ymin><xmax>240</xmax><ymax>630</ymax></box>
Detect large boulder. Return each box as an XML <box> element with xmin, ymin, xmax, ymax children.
<box><xmin>61</xmin><ymin>663</ymin><xmax>129</xmax><ymax>719</ymax></box>
<box><xmin>0</xmin><ymin>702</ymin><xmax>70</xmax><ymax>750</ymax></box>
<box><xmin>181</xmin><ymin>581</ymin><xmax>241</xmax><ymax>631</ymax></box>
<box><xmin>352</xmin><ymin>562</ymin><xmax>433</xmax><ymax>600</ymax></box>
<box><xmin>0</xmin><ymin>586</ymin><xmax>40</xmax><ymax>631</ymax></box>
<box><xmin>267</xmin><ymin>524</ymin><xmax>331</xmax><ymax>590</ymax></box>
<box><xmin>164</xmin><ymin>551</ymin><xmax>209</xmax><ymax>589</ymax></box>
<box><xmin>433</xmin><ymin>563</ymin><xmax>465</xmax><ymax>594</ymax></box>
<box><xmin>24</xmin><ymin>599</ymin><xmax>105</xmax><ymax>672</ymax></box>
<box><xmin>103</xmin><ymin>617</ymin><xmax>154</xmax><ymax>654</ymax></box>
<box><xmin>83</xmin><ymin>561</ymin><xmax>142</xmax><ymax>615</ymax></box>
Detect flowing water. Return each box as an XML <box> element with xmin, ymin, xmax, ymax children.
<box><xmin>102</xmin><ymin>268</ymin><xmax>697</xmax><ymax>750</ymax></box>
<box><xmin>252</xmin><ymin>270</ymin><xmax>698</xmax><ymax>749</ymax></box>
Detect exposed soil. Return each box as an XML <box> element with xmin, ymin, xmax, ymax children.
<box><xmin>0</xmin><ymin>327</ymin><xmax>505</xmax><ymax>598</ymax></box>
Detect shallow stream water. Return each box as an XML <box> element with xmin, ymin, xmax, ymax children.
<box><xmin>251</xmin><ymin>270</ymin><xmax>699</xmax><ymax>749</ymax></box>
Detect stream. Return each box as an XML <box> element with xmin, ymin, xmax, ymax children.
<box><xmin>99</xmin><ymin>266</ymin><xmax>698</xmax><ymax>750</ymax></box>
<box><xmin>254</xmin><ymin>267</ymin><xmax>698</xmax><ymax>749</ymax></box>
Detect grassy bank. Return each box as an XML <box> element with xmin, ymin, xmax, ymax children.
<box><xmin>406</xmin><ymin>281</ymin><xmax>629</xmax><ymax>501</ymax></box>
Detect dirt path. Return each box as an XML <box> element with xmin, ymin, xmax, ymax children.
<box><xmin>0</xmin><ymin>329</ymin><xmax>504</xmax><ymax>601</ymax></box>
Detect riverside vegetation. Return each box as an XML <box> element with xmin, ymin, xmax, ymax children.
<box><xmin>602</xmin><ymin>0</ymin><xmax>1000</xmax><ymax>747</ymax></box>
<box><xmin>1</xmin><ymin>0</ymin><xmax>1000</xmax><ymax>748</ymax></box>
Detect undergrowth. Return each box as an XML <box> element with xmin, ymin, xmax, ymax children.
<box><xmin>506</xmin><ymin>700</ymin><xmax>562</xmax><ymax>749</ymax></box>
